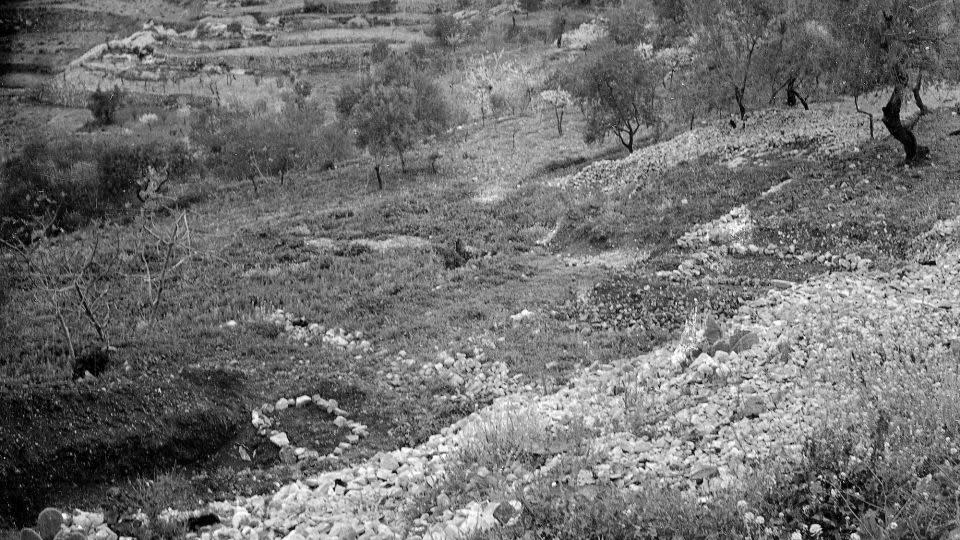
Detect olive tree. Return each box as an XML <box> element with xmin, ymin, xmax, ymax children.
<box><xmin>684</xmin><ymin>0</ymin><xmax>782</xmax><ymax>120</ymax></box>
<box><xmin>753</xmin><ymin>1</ymin><xmax>833</xmax><ymax>109</ymax></box>
<box><xmin>821</xmin><ymin>0</ymin><xmax>959</xmax><ymax>163</ymax></box>
<box><xmin>336</xmin><ymin>57</ymin><xmax>450</xmax><ymax>189</ymax></box>
<box><xmin>564</xmin><ymin>45</ymin><xmax>662</xmax><ymax>152</ymax></box>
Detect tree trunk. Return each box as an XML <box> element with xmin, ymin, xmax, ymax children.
<box><xmin>399</xmin><ymin>152</ymin><xmax>406</xmax><ymax>172</ymax></box>
<box><xmin>786</xmin><ymin>77</ymin><xmax>809</xmax><ymax>110</ymax></box>
<box><xmin>555</xmin><ymin>107</ymin><xmax>563</xmax><ymax>136</ymax></box>
<box><xmin>615</xmin><ymin>127</ymin><xmax>634</xmax><ymax>153</ymax></box>
<box><xmin>854</xmin><ymin>95</ymin><xmax>874</xmax><ymax>139</ymax></box>
<box><xmin>734</xmin><ymin>86</ymin><xmax>746</xmax><ymax>121</ymax></box>
<box><xmin>912</xmin><ymin>71</ymin><xmax>930</xmax><ymax>116</ymax></box>
<box><xmin>881</xmin><ymin>85</ymin><xmax>928</xmax><ymax>164</ymax></box>
<box><xmin>374</xmin><ymin>164</ymin><xmax>383</xmax><ymax>190</ymax></box>
<box><xmin>785</xmin><ymin>77</ymin><xmax>797</xmax><ymax>107</ymax></box>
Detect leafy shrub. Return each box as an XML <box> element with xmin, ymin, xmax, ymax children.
<box><xmin>88</xmin><ymin>86</ymin><xmax>124</xmax><ymax>126</ymax></box>
<box><xmin>488</xmin><ymin>92</ymin><xmax>509</xmax><ymax>117</ymax></box>
<box><xmin>651</xmin><ymin>0</ymin><xmax>684</xmax><ymax>24</ymax></box>
<box><xmin>765</xmin><ymin>345</ymin><xmax>960</xmax><ymax>539</ymax></box>
<box><xmin>292</xmin><ymin>79</ymin><xmax>313</xmax><ymax>102</ymax></box>
<box><xmin>193</xmin><ymin>100</ymin><xmax>351</xmax><ymax>188</ymax></box>
<box><xmin>550</xmin><ymin>12</ymin><xmax>566</xmax><ymax>45</ymax></box>
<box><xmin>518</xmin><ymin>0</ymin><xmax>541</xmax><ymax>12</ymax></box>
<box><xmin>370</xmin><ymin>0</ymin><xmax>396</xmax><ymax>13</ymax></box>
<box><xmin>606</xmin><ymin>1</ymin><xmax>648</xmax><ymax>46</ymax></box>
<box><xmin>370</xmin><ymin>40</ymin><xmax>390</xmax><ymax>63</ymax></box>
<box><xmin>226</xmin><ymin>20</ymin><xmax>243</xmax><ymax>34</ymax></box>
<box><xmin>0</xmin><ymin>134</ymin><xmax>197</xmax><ymax>242</ymax></box>
<box><xmin>335</xmin><ymin>56</ymin><xmax>450</xmax><ymax>188</ymax></box>
<box><xmin>428</xmin><ymin>13</ymin><xmax>460</xmax><ymax>47</ymax></box>
<box><xmin>517</xmin><ymin>465</ymin><xmax>753</xmax><ymax>539</ymax></box>
<box><xmin>96</xmin><ymin>139</ymin><xmax>194</xmax><ymax>201</ymax></box>
<box><xmin>563</xmin><ymin>44</ymin><xmax>662</xmax><ymax>152</ymax></box>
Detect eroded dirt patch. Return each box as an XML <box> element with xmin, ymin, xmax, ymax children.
<box><xmin>0</xmin><ymin>365</ymin><xmax>247</xmax><ymax>526</ymax></box>
<box><xmin>305</xmin><ymin>234</ymin><xmax>431</xmax><ymax>253</ymax></box>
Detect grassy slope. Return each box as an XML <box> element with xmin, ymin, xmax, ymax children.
<box><xmin>2</xmin><ymin>48</ymin><xmax>960</xmax><ymax>528</ymax></box>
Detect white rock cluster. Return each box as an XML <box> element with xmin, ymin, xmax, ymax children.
<box><xmin>560</xmin><ymin>106</ymin><xmax>878</xmax><ymax>192</ymax></box>
<box><xmin>376</xmin><ymin>348</ymin><xmax>523</xmax><ymax>404</ymax></box>
<box><xmin>181</xmin><ymin>236</ymin><xmax>960</xmax><ymax>539</ymax></box>
<box><xmin>253</xmin><ymin>394</ymin><xmax>369</xmax><ymax>462</ymax></box>
<box><xmin>660</xmin><ymin>204</ymin><xmax>872</xmax><ymax>281</ymax></box>
<box><xmin>262</xmin><ymin>309</ymin><xmax>372</xmax><ymax>352</ymax></box>
<box><xmin>49</xmin><ymin>510</ymin><xmax>117</xmax><ymax>540</ymax></box>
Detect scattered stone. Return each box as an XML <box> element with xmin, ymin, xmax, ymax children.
<box><xmin>269</xmin><ymin>432</ymin><xmax>290</xmax><ymax>447</ymax></box>
<box><xmin>36</xmin><ymin>508</ymin><xmax>62</xmax><ymax>540</ymax></box>
<box><xmin>379</xmin><ymin>453</ymin><xmax>401</xmax><ymax>473</ymax></box>
<box><xmin>509</xmin><ymin>309</ymin><xmax>535</xmax><ymax>322</ymax></box>
<box><xmin>328</xmin><ymin>522</ymin><xmax>358</xmax><ymax>540</ymax></box>
<box><xmin>690</xmin><ymin>466</ymin><xmax>719</xmax><ymax>482</ymax></box>
<box><xmin>738</xmin><ymin>396</ymin><xmax>769</xmax><ymax>419</ymax></box>
<box><xmin>91</xmin><ymin>525</ymin><xmax>118</xmax><ymax>540</ymax></box>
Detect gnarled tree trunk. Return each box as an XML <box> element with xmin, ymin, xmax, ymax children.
<box><xmin>786</xmin><ymin>77</ymin><xmax>809</xmax><ymax>110</ymax></box>
<box><xmin>881</xmin><ymin>84</ymin><xmax>929</xmax><ymax>164</ymax></box>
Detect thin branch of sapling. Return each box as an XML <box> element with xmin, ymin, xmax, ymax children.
<box><xmin>152</xmin><ymin>220</ymin><xmax>180</xmax><ymax>310</ymax></box>
<box><xmin>55</xmin><ymin>305</ymin><xmax>76</xmax><ymax>360</ymax></box>
<box><xmin>140</xmin><ymin>240</ymin><xmax>153</xmax><ymax>302</ymax></box>
<box><xmin>74</xmin><ymin>280</ymin><xmax>109</xmax><ymax>348</ymax></box>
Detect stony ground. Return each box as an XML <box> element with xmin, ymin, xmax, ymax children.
<box><xmin>4</xmin><ymin>2</ymin><xmax>960</xmax><ymax>536</ymax></box>
<box><xmin>21</xmin><ymin>104</ymin><xmax>959</xmax><ymax>540</ymax></box>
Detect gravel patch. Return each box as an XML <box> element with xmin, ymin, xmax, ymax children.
<box><xmin>559</xmin><ymin>86</ymin><xmax>959</xmax><ymax>193</ymax></box>
<box><xmin>177</xmin><ymin>233</ymin><xmax>960</xmax><ymax>539</ymax></box>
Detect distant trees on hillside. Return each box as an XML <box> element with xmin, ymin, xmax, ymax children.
<box><xmin>683</xmin><ymin>0</ymin><xmax>783</xmax><ymax>122</ymax></box>
<box><xmin>530</xmin><ymin>0</ymin><xmax>957</xmax><ymax>164</ymax></box>
<box><xmin>336</xmin><ymin>56</ymin><xmax>450</xmax><ymax>189</ymax></box>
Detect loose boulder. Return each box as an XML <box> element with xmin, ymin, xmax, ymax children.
<box><xmin>36</xmin><ymin>508</ymin><xmax>63</xmax><ymax>540</ymax></box>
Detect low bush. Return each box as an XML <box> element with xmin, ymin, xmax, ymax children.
<box><xmin>517</xmin><ymin>479</ymin><xmax>751</xmax><ymax>539</ymax></box>
<box><xmin>0</xmin><ymin>133</ymin><xmax>198</xmax><ymax>242</ymax></box>
<box><xmin>193</xmin><ymin>99</ymin><xmax>352</xmax><ymax>188</ymax></box>
<box><xmin>88</xmin><ymin>86</ymin><xmax>124</xmax><ymax>126</ymax></box>
<box><xmin>370</xmin><ymin>0</ymin><xmax>396</xmax><ymax>13</ymax></box>
<box><xmin>765</xmin><ymin>346</ymin><xmax>960</xmax><ymax>538</ymax></box>
<box><xmin>606</xmin><ymin>1</ymin><xmax>649</xmax><ymax>46</ymax></box>
<box><xmin>428</xmin><ymin>13</ymin><xmax>460</xmax><ymax>47</ymax></box>
<box><xmin>519</xmin><ymin>0</ymin><xmax>541</xmax><ymax>11</ymax></box>
<box><xmin>370</xmin><ymin>39</ymin><xmax>390</xmax><ymax>63</ymax></box>
<box><xmin>29</xmin><ymin>77</ymin><xmax>88</xmax><ymax>108</ymax></box>
<box><xmin>335</xmin><ymin>55</ymin><xmax>450</xmax><ymax>188</ymax></box>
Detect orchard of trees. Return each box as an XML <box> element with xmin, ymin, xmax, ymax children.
<box><xmin>326</xmin><ymin>0</ymin><xmax>957</xmax><ymax>188</ymax></box>
<box><xmin>560</xmin><ymin>0</ymin><xmax>959</xmax><ymax>162</ymax></box>
<box><xmin>336</xmin><ymin>55</ymin><xmax>450</xmax><ymax>189</ymax></box>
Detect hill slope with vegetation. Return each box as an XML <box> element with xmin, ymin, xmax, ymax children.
<box><xmin>2</xmin><ymin>0</ymin><xmax>960</xmax><ymax>539</ymax></box>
